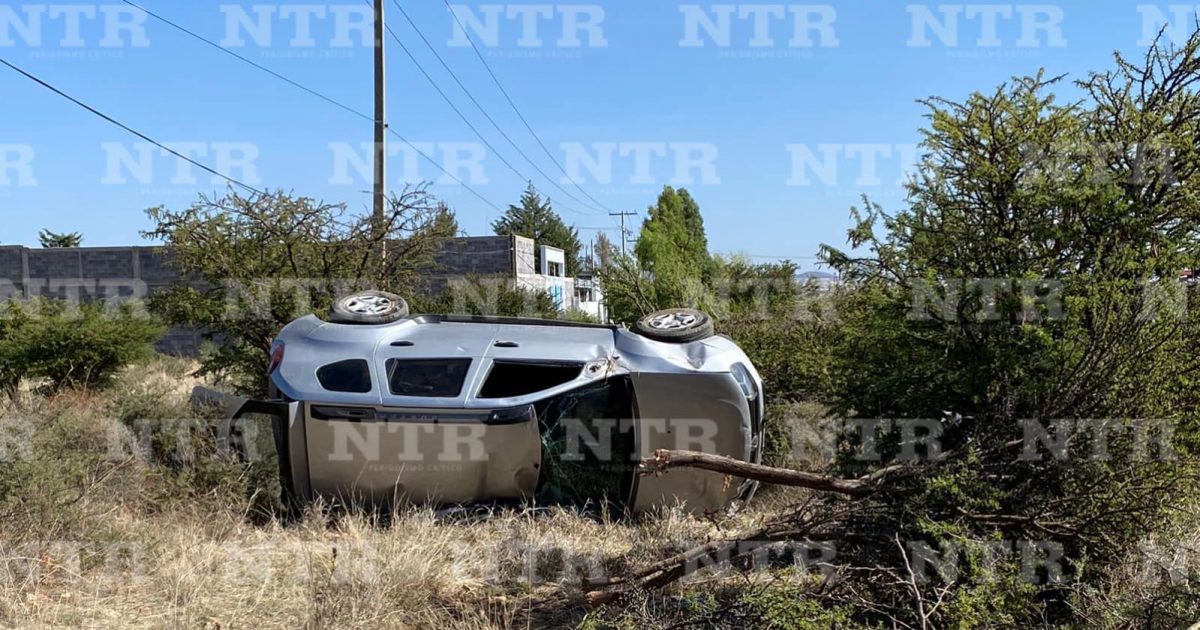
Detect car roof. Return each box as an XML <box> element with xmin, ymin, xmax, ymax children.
<box><xmin>383</xmin><ymin>316</ymin><xmax>617</xmax><ymax>361</ymax></box>
<box><xmin>271</xmin><ymin>313</ymin><xmax>757</xmax><ymax>407</ymax></box>
<box><xmin>292</xmin><ymin>314</ymin><xmax>618</xmax><ymax>362</ymax></box>
<box><xmin>415</xmin><ymin>314</ymin><xmax>616</xmax><ymax>331</ymax></box>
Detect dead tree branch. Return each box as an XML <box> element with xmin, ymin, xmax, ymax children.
<box><xmin>583</xmin><ymin>499</ymin><xmax>863</xmax><ymax>607</ymax></box>
<box><xmin>639</xmin><ymin>449</ymin><xmax>906</xmax><ymax>497</ymax></box>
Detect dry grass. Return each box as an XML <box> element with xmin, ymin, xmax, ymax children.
<box><xmin>3</xmin><ymin>358</ymin><xmax>1193</xmax><ymax>628</ymax></box>
<box><xmin>0</xmin><ymin>357</ymin><xmax>786</xmax><ymax>630</ymax></box>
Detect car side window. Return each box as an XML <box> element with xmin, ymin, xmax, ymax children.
<box><xmin>385</xmin><ymin>359</ymin><xmax>472</xmax><ymax>397</ymax></box>
<box><xmin>478</xmin><ymin>361</ymin><xmax>584</xmax><ymax>398</ymax></box>
<box><xmin>316</xmin><ymin>359</ymin><xmax>372</xmax><ymax>393</ymax></box>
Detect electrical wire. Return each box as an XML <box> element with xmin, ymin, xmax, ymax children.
<box><xmin>371</xmin><ymin>2</ymin><xmax>597</xmax><ymax>216</ymax></box>
<box><xmin>0</xmin><ymin>56</ymin><xmax>266</xmax><ymax>196</ymax></box>
<box><xmin>390</xmin><ymin>0</ymin><xmax>606</xmax><ymax>215</ymax></box>
<box><xmin>119</xmin><ymin>0</ymin><xmax>506</xmax><ymax>214</ymax></box>
<box><xmin>439</xmin><ymin>0</ymin><xmax>619</xmax><ymax>216</ymax></box>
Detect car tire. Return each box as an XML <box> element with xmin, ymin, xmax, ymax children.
<box><xmin>328</xmin><ymin>290</ymin><xmax>410</xmax><ymax>325</ymax></box>
<box><xmin>634</xmin><ymin>308</ymin><xmax>714</xmax><ymax>343</ymax></box>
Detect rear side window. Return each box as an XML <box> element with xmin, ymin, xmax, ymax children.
<box><xmin>386</xmin><ymin>359</ymin><xmax>472</xmax><ymax>397</ymax></box>
<box><xmin>317</xmin><ymin>359</ymin><xmax>372</xmax><ymax>393</ymax></box>
<box><xmin>479</xmin><ymin>361</ymin><xmax>583</xmax><ymax>398</ymax></box>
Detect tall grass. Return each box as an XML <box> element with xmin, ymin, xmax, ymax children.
<box><xmin>0</xmin><ymin>358</ymin><xmax>774</xmax><ymax>629</ymax></box>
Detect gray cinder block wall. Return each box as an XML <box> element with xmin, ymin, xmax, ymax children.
<box><xmin>423</xmin><ymin>235</ymin><xmax>519</xmax><ymax>294</ymax></box>
<box><xmin>0</xmin><ymin>245</ymin><xmax>203</xmax><ymax>355</ymax></box>
<box><xmin>0</xmin><ymin>236</ymin><xmax>524</xmax><ymax>356</ymax></box>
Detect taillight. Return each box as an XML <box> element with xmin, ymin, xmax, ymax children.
<box><xmin>730</xmin><ymin>362</ymin><xmax>757</xmax><ymax>400</ymax></box>
<box><xmin>268</xmin><ymin>344</ymin><xmax>285</xmax><ymax>374</ymax></box>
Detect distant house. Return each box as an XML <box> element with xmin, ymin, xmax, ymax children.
<box><xmin>798</xmin><ymin>270</ymin><xmax>839</xmax><ymax>290</ymax></box>
<box><xmin>573</xmin><ymin>272</ymin><xmax>606</xmax><ymax>322</ymax></box>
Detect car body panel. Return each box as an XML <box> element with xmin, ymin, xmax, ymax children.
<box><xmin>273</xmin><ymin>315</ymin><xmax>623</xmax><ymax>409</ymax></box>
<box><xmin>303</xmin><ymin>403</ymin><xmax>542</xmax><ymax>505</ymax></box>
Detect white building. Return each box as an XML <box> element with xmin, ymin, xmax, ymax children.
<box><xmin>511</xmin><ymin>241</ymin><xmax>607</xmax><ymax>321</ymax></box>
<box><xmin>573</xmin><ymin>272</ymin><xmax>606</xmax><ymax>322</ymax></box>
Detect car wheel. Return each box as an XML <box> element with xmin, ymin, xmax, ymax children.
<box><xmin>329</xmin><ymin>290</ymin><xmax>409</xmax><ymax>325</ymax></box>
<box><xmin>634</xmin><ymin>308</ymin><xmax>714</xmax><ymax>343</ymax></box>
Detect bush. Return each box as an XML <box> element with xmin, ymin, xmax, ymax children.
<box><xmin>0</xmin><ymin>300</ymin><xmax>163</xmax><ymax>391</ymax></box>
<box><xmin>0</xmin><ymin>393</ymin><xmax>126</xmax><ymax>542</ymax></box>
<box><xmin>0</xmin><ymin>360</ymin><xmax>269</xmax><ymax>544</ymax></box>
<box><xmin>410</xmin><ymin>276</ymin><xmax>560</xmax><ymax>319</ymax></box>
<box><xmin>718</xmin><ymin>316</ymin><xmax>834</xmax><ymax>405</ymax></box>
<box><xmin>144</xmin><ymin>187</ymin><xmax>457</xmax><ymax>395</ymax></box>
<box><xmin>805</xmin><ymin>32</ymin><xmax>1200</xmax><ymax>626</ymax></box>
<box><xmin>106</xmin><ymin>357</ymin><xmax>280</xmax><ymax>517</ymax></box>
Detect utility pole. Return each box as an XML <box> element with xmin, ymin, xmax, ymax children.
<box><xmin>372</xmin><ymin>0</ymin><xmax>387</xmax><ymax>262</ymax></box>
<box><xmin>609</xmin><ymin>211</ymin><xmax>637</xmax><ymax>256</ymax></box>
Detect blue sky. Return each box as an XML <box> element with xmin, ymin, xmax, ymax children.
<box><xmin>0</xmin><ymin>1</ymin><xmax>1189</xmax><ymax>270</ymax></box>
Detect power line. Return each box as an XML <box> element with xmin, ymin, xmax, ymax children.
<box><xmin>440</xmin><ymin>0</ymin><xmax>619</xmax><ymax>217</ymax></box>
<box><xmin>0</xmin><ymin>56</ymin><xmax>266</xmax><ymax>196</ymax></box>
<box><xmin>389</xmin><ymin>0</ymin><xmax>607</xmax><ymax>215</ymax></box>
<box><xmin>727</xmin><ymin>254</ymin><xmax>822</xmax><ymax>260</ymax></box>
<box><xmin>371</xmin><ymin>1</ymin><xmax>597</xmax><ymax>217</ymax></box>
<box><xmin>119</xmin><ymin>0</ymin><xmax>505</xmax><ymax>214</ymax></box>
<box><xmin>120</xmin><ymin>0</ymin><xmax>368</xmax><ymax>124</ymax></box>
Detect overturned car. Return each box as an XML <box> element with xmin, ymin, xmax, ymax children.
<box><xmin>222</xmin><ymin>290</ymin><xmax>765</xmax><ymax>515</ymax></box>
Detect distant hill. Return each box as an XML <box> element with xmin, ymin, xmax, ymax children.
<box><xmin>797</xmin><ymin>270</ymin><xmax>839</xmax><ymax>288</ymax></box>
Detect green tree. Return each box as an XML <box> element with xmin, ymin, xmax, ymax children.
<box><xmin>38</xmin><ymin>229</ymin><xmax>82</xmax><ymax>248</ymax></box>
<box><xmin>593</xmin><ymin>231</ymin><xmax>617</xmax><ymax>270</ymax></box>
<box><xmin>431</xmin><ymin>202</ymin><xmax>459</xmax><ymax>237</ymax></box>
<box><xmin>632</xmin><ymin>186</ymin><xmax>712</xmax><ymax>310</ymax></box>
<box><xmin>143</xmin><ymin>186</ymin><xmax>457</xmax><ymax>394</ymax></box>
<box><xmin>595</xmin><ymin>254</ymin><xmax>659</xmax><ymax>324</ymax></box>
<box><xmin>810</xmin><ymin>33</ymin><xmax>1200</xmax><ymax>627</ymax></box>
<box><xmin>411</xmin><ymin>276</ymin><xmax>559</xmax><ymax>319</ymax></box>
<box><xmin>492</xmin><ymin>184</ymin><xmax>583</xmax><ymax>276</ymax></box>
<box><xmin>0</xmin><ymin>299</ymin><xmax>162</xmax><ymax>392</ymax></box>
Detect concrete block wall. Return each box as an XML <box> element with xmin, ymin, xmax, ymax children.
<box><xmin>424</xmin><ymin>235</ymin><xmax>516</xmax><ymax>294</ymax></box>
<box><xmin>0</xmin><ymin>235</ymin><xmax>581</xmax><ymax>355</ymax></box>
<box><xmin>431</xmin><ymin>235</ymin><xmax>515</xmax><ymax>275</ymax></box>
<box><xmin>513</xmin><ymin>236</ymin><xmax>536</xmax><ymax>276</ymax></box>
<box><xmin>0</xmin><ymin>238</ymin><xmax>523</xmax><ymax>356</ymax></box>
<box><xmin>0</xmin><ymin>245</ymin><xmax>203</xmax><ymax>355</ymax></box>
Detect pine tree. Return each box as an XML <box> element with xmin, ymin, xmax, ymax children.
<box><xmin>492</xmin><ymin>183</ymin><xmax>583</xmax><ymax>275</ymax></box>
<box><xmin>635</xmin><ymin>186</ymin><xmax>709</xmax><ymax>272</ymax></box>
<box><xmin>38</xmin><ymin>229</ymin><xmax>82</xmax><ymax>248</ymax></box>
<box><xmin>429</xmin><ymin>202</ymin><xmax>459</xmax><ymax>238</ymax></box>
<box><xmin>594</xmin><ymin>231</ymin><xmax>617</xmax><ymax>269</ymax></box>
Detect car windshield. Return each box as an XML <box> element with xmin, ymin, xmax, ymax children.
<box><xmin>534</xmin><ymin>375</ymin><xmax>637</xmax><ymax>511</ymax></box>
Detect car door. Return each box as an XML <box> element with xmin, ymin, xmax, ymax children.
<box><xmin>303</xmin><ymin>355</ymin><xmax>542</xmax><ymax>506</ymax></box>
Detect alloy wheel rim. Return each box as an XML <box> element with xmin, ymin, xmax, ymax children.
<box><xmin>345</xmin><ymin>295</ymin><xmax>394</xmax><ymax>315</ymax></box>
<box><xmin>649</xmin><ymin>311</ymin><xmax>698</xmax><ymax>330</ymax></box>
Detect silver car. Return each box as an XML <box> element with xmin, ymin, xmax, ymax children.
<box><xmin>226</xmin><ymin>290</ymin><xmax>765</xmax><ymax>515</ymax></box>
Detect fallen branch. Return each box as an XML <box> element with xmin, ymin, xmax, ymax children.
<box><xmin>584</xmin><ymin>528</ymin><xmax>804</xmax><ymax>607</ymax></box>
<box><xmin>584</xmin><ymin>500</ymin><xmax>856</xmax><ymax>607</ymax></box>
<box><xmin>639</xmin><ymin>449</ymin><xmax>906</xmax><ymax>497</ymax></box>
<box><xmin>582</xmin><ymin>456</ymin><xmax>907</xmax><ymax>607</ymax></box>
